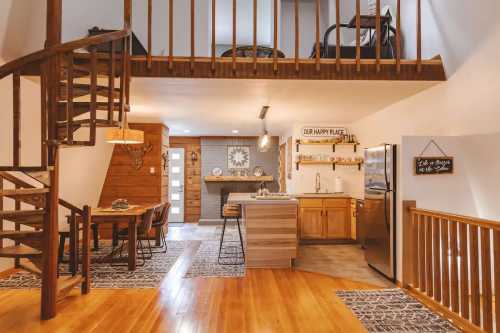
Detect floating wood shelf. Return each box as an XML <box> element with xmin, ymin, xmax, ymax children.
<box><xmin>204</xmin><ymin>176</ymin><xmax>274</xmax><ymax>182</ymax></box>
<box><xmin>295</xmin><ymin>161</ymin><xmax>363</xmax><ymax>171</ymax></box>
<box><xmin>296</xmin><ymin>140</ymin><xmax>359</xmax><ymax>153</ymax></box>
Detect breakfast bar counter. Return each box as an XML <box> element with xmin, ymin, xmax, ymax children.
<box><xmin>227</xmin><ymin>193</ymin><xmax>298</xmax><ymax>268</ymax></box>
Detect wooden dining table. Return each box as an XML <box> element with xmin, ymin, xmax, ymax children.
<box><xmin>71</xmin><ymin>203</ymin><xmax>161</xmax><ymax>271</ymax></box>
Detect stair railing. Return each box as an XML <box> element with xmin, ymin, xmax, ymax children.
<box><xmin>402</xmin><ymin>201</ymin><xmax>500</xmax><ymax>333</ymax></box>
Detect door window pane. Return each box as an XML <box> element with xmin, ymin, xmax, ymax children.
<box><xmin>171</xmin><ymin>180</ymin><xmax>180</xmax><ymax>187</ymax></box>
<box><xmin>171</xmin><ymin>207</ymin><xmax>180</xmax><ymax>214</ymax></box>
<box><xmin>172</xmin><ymin>166</ymin><xmax>180</xmax><ymax>174</ymax></box>
<box><xmin>172</xmin><ymin>153</ymin><xmax>181</xmax><ymax>160</ymax></box>
<box><xmin>171</xmin><ymin>193</ymin><xmax>180</xmax><ymax>201</ymax></box>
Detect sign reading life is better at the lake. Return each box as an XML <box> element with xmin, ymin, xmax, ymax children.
<box><xmin>302</xmin><ymin>127</ymin><xmax>347</xmax><ymax>137</ymax></box>
<box><xmin>414</xmin><ymin>156</ymin><xmax>454</xmax><ymax>175</ymax></box>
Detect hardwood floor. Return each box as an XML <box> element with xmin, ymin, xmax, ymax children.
<box><xmin>0</xmin><ymin>225</ymin><xmax>383</xmax><ymax>332</ymax></box>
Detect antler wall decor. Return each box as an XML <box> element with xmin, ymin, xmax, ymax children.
<box><xmin>123</xmin><ymin>142</ymin><xmax>153</xmax><ymax>170</ymax></box>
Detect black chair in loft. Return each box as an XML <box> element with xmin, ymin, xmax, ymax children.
<box><xmin>310</xmin><ymin>6</ymin><xmax>400</xmax><ymax>60</ymax></box>
<box><xmin>221</xmin><ymin>45</ymin><xmax>286</xmax><ymax>58</ymax></box>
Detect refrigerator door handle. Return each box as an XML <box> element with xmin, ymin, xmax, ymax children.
<box><xmin>384</xmin><ymin>190</ymin><xmax>391</xmax><ymax>232</ymax></box>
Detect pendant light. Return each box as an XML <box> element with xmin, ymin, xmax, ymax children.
<box><xmin>105</xmin><ymin>107</ymin><xmax>144</xmax><ymax>144</ymax></box>
<box><xmin>258</xmin><ymin>106</ymin><xmax>271</xmax><ymax>152</ymax></box>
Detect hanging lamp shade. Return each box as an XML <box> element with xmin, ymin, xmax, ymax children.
<box><xmin>105</xmin><ymin>127</ymin><xmax>144</xmax><ymax>144</ymax></box>
<box><xmin>105</xmin><ymin>107</ymin><xmax>144</xmax><ymax>144</ymax></box>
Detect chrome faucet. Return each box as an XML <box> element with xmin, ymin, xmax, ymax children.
<box><xmin>315</xmin><ymin>172</ymin><xmax>321</xmax><ymax>193</ymax></box>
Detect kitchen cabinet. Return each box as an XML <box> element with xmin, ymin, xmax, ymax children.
<box><xmin>298</xmin><ymin>197</ymin><xmax>351</xmax><ymax>240</ymax></box>
<box><xmin>300</xmin><ymin>208</ymin><xmax>324</xmax><ymax>239</ymax></box>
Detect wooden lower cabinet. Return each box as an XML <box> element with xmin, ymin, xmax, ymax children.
<box><xmin>299</xmin><ymin>198</ymin><xmax>351</xmax><ymax>240</ymax></box>
<box><xmin>300</xmin><ymin>208</ymin><xmax>324</xmax><ymax>239</ymax></box>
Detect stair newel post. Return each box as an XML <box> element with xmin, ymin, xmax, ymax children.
<box><xmin>41</xmin><ymin>146</ymin><xmax>59</xmax><ymax>320</ymax></box>
<box><xmin>40</xmin><ymin>62</ymin><xmax>48</xmax><ymax>168</ymax></box>
<box><xmin>81</xmin><ymin>205</ymin><xmax>91</xmax><ymax>294</ymax></box>
<box><xmin>119</xmin><ymin>39</ymin><xmax>126</xmax><ymax>125</ymax></box>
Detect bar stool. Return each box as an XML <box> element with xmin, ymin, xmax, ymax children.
<box><xmin>218</xmin><ymin>204</ymin><xmax>245</xmax><ymax>265</ymax></box>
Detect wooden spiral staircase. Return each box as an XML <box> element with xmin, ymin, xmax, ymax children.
<box><xmin>0</xmin><ymin>11</ymin><xmax>131</xmax><ymax>319</ymax></box>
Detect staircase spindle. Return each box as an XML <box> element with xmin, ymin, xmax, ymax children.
<box><xmin>375</xmin><ymin>0</ymin><xmax>381</xmax><ymax>72</ymax></box>
<box><xmin>90</xmin><ymin>47</ymin><xmax>98</xmax><ymax>145</ymax></box>
<box><xmin>459</xmin><ymin>222</ymin><xmax>470</xmax><ymax>319</ymax></box>
<box><xmin>168</xmin><ymin>0</ymin><xmax>174</xmax><ymax>70</ymax></box>
<box><xmin>40</xmin><ymin>63</ymin><xmax>48</xmax><ymax>167</ymax></box>
<box><xmin>441</xmin><ymin>218</ymin><xmax>450</xmax><ymax>307</ymax></box>
<box><xmin>396</xmin><ymin>0</ymin><xmax>401</xmax><ymax>73</ymax></box>
<box><xmin>335</xmin><ymin>0</ymin><xmax>340</xmax><ymax>72</ymax></box>
<box><xmin>411</xmin><ymin>212</ymin><xmax>419</xmax><ymax>288</ymax></box>
<box><xmin>119</xmin><ymin>41</ymin><xmax>126</xmax><ymax>123</ymax></box>
<box><xmin>108</xmin><ymin>41</ymin><xmax>116</xmax><ymax>124</ymax></box>
<box><xmin>432</xmin><ymin>217</ymin><xmax>441</xmax><ymax>302</ymax></box>
<box><xmin>314</xmin><ymin>0</ymin><xmax>320</xmax><ymax>72</ymax></box>
<box><xmin>66</xmin><ymin>52</ymin><xmax>74</xmax><ymax>144</ymax></box>
<box><xmin>480</xmin><ymin>228</ymin><xmax>493</xmax><ymax>332</ymax></box>
<box><xmin>418</xmin><ymin>214</ymin><xmax>426</xmax><ymax>291</ymax></box>
<box><xmin>493</xmin><ymin>230</ymin><xmax>500</xmax><ymax>333</ymax></box>
<box><xmin>0</xmin><ymin>175</ymin><xmax>3</xmax><ymax>249</ymax></box>
<box><xmin>449</xmin><ymin>220</ymin><xmax>459</xmax><ymax>313</ymax></box>
<box><xmin>416</xmin><ymin>0</ymin><xmax>422</xmax><ymax>73</ymax></box>
<box><xmin>253</xmin><ymin>0</ymin><xmax>257</xmax><ymax>73</ymax></box>
<box><xmin>147</xmin><ymin>0</ymin><xmax>152</xmax><ymax>69</ymax></box>
<box><xmin>469</xmin><ymin>225</ymin><xmax>481</xmax><ymax>326</ymax></box>
<box><xmin>13</xmin><ymin>71</ymin><xmax>21</xmax><ymax>167</ymax></box>
<box><xmin>294</xmin><ymin>0</ymin><xmax>299</xmax><ymax>72</ymax></box>
<box><xmin>81</xmin><ymin>205</ymin><xmax>91</xmax><ymax>294</ymax></box>
<box><xmin>232</xmin><ymin>0</ymin><xmax>236</xmax><ymax>72</ymax></box>
<box><xmin>273</xmin><ymin>0</ymin><xmax>278</xmax><ymax>73</ymax></box>
<box><xmin>425</xmin><ymin>215</ymin><xmax>433</xmax><ymax>298</ymax></box>
<box><xmin>126</xmin><ymin>36</ymin><xmax>131</xmax><ymax>106</ymax></box>
<box><xmin>190</xmin><ymin>0</ymin><xmax>195</xmax><ymax>72</ymax></box>
<box><xmin>355</xmin><ymin>0</ymin><xmax>361</xmax><ymax>72</ymax></box>
<box><xmin>211</xmin><ymin>0</ymin><xmax>216</xmax><ymax>72</ymax></box>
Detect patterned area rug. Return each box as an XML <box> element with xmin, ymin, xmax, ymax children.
<box><xmin>336</xmin><ymin>289</ymin><xmax>459</xmax><ymax>332</ymax></box>
<box><xmin>184</xmin><ymin>225</ymin><xmax>245</xmax><ymax>278</ymax></box>
<box><xmin>0</xmin><ymin>240</ymin><xmax>185</xmax><ymax>289</ymax></box>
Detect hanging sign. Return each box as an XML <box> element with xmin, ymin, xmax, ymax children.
<box><xmin>301</xmin><ymin>127</ymin><xmax>347</xmax><ymax>137</ymax></box>
<box><xmin>414</xmin><ymin>157</ymin><xmax>454</xmax><ymax>175</ymax></box>
<box><xmin>414</xmin><ymin>139</ymin><xmax>454</xmax><ymax>175</ymax></box>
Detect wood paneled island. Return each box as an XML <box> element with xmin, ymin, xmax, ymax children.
<box><xmin>227</xmin><ymin>193</ymin><xmax>298</xmax><ymax>268</ymax></box>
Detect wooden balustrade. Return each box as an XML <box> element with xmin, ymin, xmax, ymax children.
<box><xmin>403</xmin><ymin>201</ymin><xmax>500</xmax><ymax>333</ymax></box>
<box><xmin>133</xmin><ymin>0</ymin><xmax>443</xmax><ymax>81</ymax></box>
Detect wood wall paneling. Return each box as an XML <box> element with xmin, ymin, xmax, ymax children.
<box><xmin>99</xmin><ymin>123</ymin><xmax>169</xmax><ymax>237</ymax></box>
<box><xmin>170</xmin><ymin>137</ymin><xmax>201</xmax><ymax>223</ymax></box>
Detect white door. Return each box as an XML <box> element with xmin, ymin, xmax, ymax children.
<box><xmin>168</xmin><ymin>148</ymin><xmax>185</xmax><ymax>223</ymax></box>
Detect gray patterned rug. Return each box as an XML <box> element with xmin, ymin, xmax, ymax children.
<box><xmin>184</xmin><ymin>225</ymin><xmax>245</xmax><ymax>278</ymax></box>
<box><xmin>0</xmin><ymin>240</ymin><xmax>185</xmax><ymax>289</ymax></box>
<box><xmin>336</xmin><ymin>289</ymin><xmax>459</xmax><ymax>332</ymax></box>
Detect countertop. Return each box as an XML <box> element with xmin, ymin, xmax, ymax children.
<box><xmin>293</xmin><ymin>193</ymin><xmax>352</xmax><ymax>199</ymax></box>
<box><xmin>228</xmin><ymin>193</ymin><xmax>298</xmax><ymax>205</ymax></box>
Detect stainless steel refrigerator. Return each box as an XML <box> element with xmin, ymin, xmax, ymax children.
<box><xmin>364</xmin><ymin>144</ymin><xmax>396</xmax><ymax>281</ymax></box>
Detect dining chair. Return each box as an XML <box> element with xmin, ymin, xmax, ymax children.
<box><xmin>151</xmin><ymin>202</ymin><xmax>170</xmax><ymax>253</ymax></box>
<box><xmin>113</xmin><ymin>207</ymin><xmax>156</xmax><ymax>267</ymax></box>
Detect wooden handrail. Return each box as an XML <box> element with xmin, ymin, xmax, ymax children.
<box><xmin>0</xmin><ymin>28</ymin><xmax>131</xmax><ymax>79</ymax></box>
<box><xmin>58</xmin><ymin>198</ymin><xmax>84</xmax><ymax>216</ymax></box>
<box><xmin>409</xmin><ymin>207</ymin><xmax>500</xmax><ymax>231</ymax></box>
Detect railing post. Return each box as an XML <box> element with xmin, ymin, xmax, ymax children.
<box><xmin>232</xmin><ymin>0</ymin><xmax>237</xmax><ymax>72</ymax></box>
<box><xmin>396</xmin><ymin>0</ymin><xmax>401</xmax><ymax>74</ymax></box>
<box><xmin>41</xmin><ymin>146</ymin><xmax>59</xmax><ymax>320</ymax></box>
<box><xmin>355</xmin><ymin>0</ymin><xmax>361</xmax><ymax>72</ymax></box>
<box><xmin>294</xmin><ymin>0</ymin><xmax>299</xmax><ymax>73</ymax></box>
<box><xmin>0</xmin><ymin>175</ymin><xmax>3</xmax><ymax>249</ymax></box>
<box><xmin>416</xmin><ymin>0</ymin><xmax>422</xmax><ymax>73</ymax></box>
<box><xmin>273</xmin><ymin>0</ymin><xmax>278</xmax><ymax>73</ymax></box>
<box><xmin>253</xmin><ymin>0</ymin><xmax>257</xmax><ymax>73</ymax></box>
<box><xmin>335</xmin><ymin>0</ymin><xmax>340</xmax><ymax>72</ymax></box>
<box><xmin>81</xmin><ymin>205</ymin><xmax>91</xmax><ymax>294</ymax></box>
<box><xmin>212</xmin><ymin>0</ymin><xmax>216</xmax><ymax>72</ymax></box>
<box><xmin>168</xmin><ymin>0</ymin><xmax>174</xmax><ymax>70</ymax></box>
<box><xmin>402</xmin><ymin>200</ymin><xmax>416</xmax><ymax>288</ymax></box>
<box><xmin>190</xmin><ymin>0</ymin><xmax>195</xmax><ymax>72</ymax></box>
<box><xmin>147</xmin><ymin>0</ymin><xmax>152</xmax><ymax>69</ymax></box>
<box><xmin>314</xmin><ymin>0</ymin><xmax>320</xmax><ymax>72</ymax></box>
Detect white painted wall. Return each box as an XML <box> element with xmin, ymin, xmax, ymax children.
<box><xmin>349</xmin><ymin>16</ymin><xmax>500</xmax><ymax>281</ymax></box>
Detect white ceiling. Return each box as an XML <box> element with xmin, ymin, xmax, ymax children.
<box><xmin>128</xmin><ymin>78</ymin><xmax>437</xmax><ymax>136</ymax></box>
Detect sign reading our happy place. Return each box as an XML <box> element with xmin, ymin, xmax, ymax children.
<box><xmin>414</xmin><ymin>156</ymin><xmax>454</xmax><ymax>175</ymax></box>
<box><xmin>301</xmin><ymin>127</ymin><xmax>347</xmax><ymax>137</ymax></box>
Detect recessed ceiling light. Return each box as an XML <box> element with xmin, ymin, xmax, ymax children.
<box><xmin>184</xmin><ymin>129</ymin><xmax>191</xmax><ymax>133</ymax></box>
<box><xmin>232</xmin><ymin>130</ymin><xmax>239</xmax><ymax>134</ymax></box>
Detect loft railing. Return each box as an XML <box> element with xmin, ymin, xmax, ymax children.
<box><xmin>403</xmin><ymin>201</ymin><xmax>500</xmax><ymax>333</ymax></box>
<box><xmin>134</xmin><ymin>0</ymin><xmax>438</xmax><ymax>79</ymax></box>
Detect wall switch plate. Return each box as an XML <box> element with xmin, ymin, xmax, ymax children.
<box><xmin>150</xmin><ymin>167</ymin><xmax>156</xmax><ymax>174</ymax></box>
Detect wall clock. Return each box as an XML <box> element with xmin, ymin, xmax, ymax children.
<box><xmin>227</xmin><ymin>146</ymin><xmax>250</xmax><ymax>169</ymax></box>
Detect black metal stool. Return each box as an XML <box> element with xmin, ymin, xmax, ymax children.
<box><xmin>218</xmin><ymin>204</ymin><xmax>245</xmax><ymax>265</ymax></box>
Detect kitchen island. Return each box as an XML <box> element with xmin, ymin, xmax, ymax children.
<box><xmin>227</xmin><ymin>193</ymin><xmax>298</xmax><ymax>268</ymax></box>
